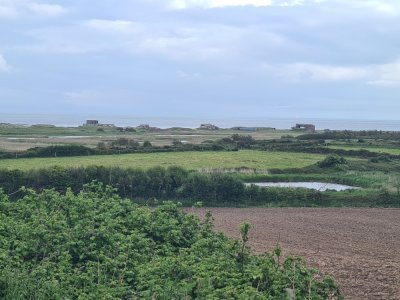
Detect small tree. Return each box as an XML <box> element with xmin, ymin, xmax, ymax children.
<box><xmin>172</xmin><ymin>139</ymin><xmax>183</xmax><ymax>147</ymax></box>
<box><xmin>143</xmin><ymin>141</ymin><xmax>152</xmax><ymax>148</ymax></box>
<box><xmin>97</xmin><ymin>142</ymin><xmax>107</xmax><ymax>150</ymax></box>
<box><xmin>318</xmin><ymin>154</ymin><xmax>347</xmax><ymax>168</ymax></box>
<box><xmin>238</xmin><ymin>222</ymin><xmax>251</xmax><ymax>271</ymax></box>
<box><xmin>128</xmin><ymin>140</ymin><xmax>140</xmax><ymax>149</ymax></box>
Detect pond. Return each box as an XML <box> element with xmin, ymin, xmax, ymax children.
<box><xmin>245</xmin><ymin>182</ymin><xmax>360</xmax><ymax>192</ymax></box>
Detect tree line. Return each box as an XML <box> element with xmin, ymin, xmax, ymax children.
<box><xmin>297</xmin><ymin>130</ymin><xmax>400</xmax><ymax>141</ymax></box>
<box><xmin>1</xmin><ymin>166</ymin><xmax>398</xmax><ymax>207</ymax></box>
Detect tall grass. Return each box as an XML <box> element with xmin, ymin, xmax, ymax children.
<box><xmin>0</xmin><ymin>150</ymin><xmax>326</xmax><ymax>171</ymax></box>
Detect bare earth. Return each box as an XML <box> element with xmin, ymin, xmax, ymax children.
<box><xmin>190</xmin><ymin>208</ymin><xmax>400</xmax><ymax>300</ymax></box>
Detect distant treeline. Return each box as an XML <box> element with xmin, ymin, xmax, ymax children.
<box><xmin>0</xmin><ymin>143</ymin><xmax>235</xmax><ymax>160</ymax></box>
<box><xmin>256</xmin><ymin>140</ymin><xmax>400</xmax><ymax>159</ymax></box>
<box><xmin>0</xmin><ymin>145</ymin><xmax>96</xmax><ymax>159</ymax></box>
<box><xmin>1</xmin><ymin>166</ymin><xmax>398</xmax><ymax>207</ymax></box>
<box><xmin>0</xmin><ymin>135</ymin><xmax>255</xmax><ymax>160</ymax></box>
<box><xmin>297</xmin><ymin>130</ymin><xmax>400</xmax><ymax>140</ymax></box>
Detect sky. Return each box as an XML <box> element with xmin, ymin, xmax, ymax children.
<box><xmin>0</xmin><ymin>0</ymin><xmax>399</xmax><ymax>120</ymax></box>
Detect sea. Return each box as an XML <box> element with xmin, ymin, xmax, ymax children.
<box><xmin>1</xmin><ymin>113</ymin><xmax>400</xmax><ymax>131</ymax></box>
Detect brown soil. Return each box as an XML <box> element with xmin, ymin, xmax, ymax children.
<box><xmin>190</xmin><ymin>208</ymin><xmax>400</xmax><ymax>300</ymax></box>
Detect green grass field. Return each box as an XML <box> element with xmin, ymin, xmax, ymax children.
<box><xmin>0</xmin><ymin>150</ymin><xmax>326</xmax><ymax>171</ymax></box>
<box><xmin>328</xmin><ymin>145</ymin><xmax>400</xmax><ymax>155</ymax></box>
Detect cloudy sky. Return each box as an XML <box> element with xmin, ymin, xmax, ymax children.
<box><xmin>0</xmin><ymin>0</ymin><xmax>399</xmax><ymax>120</ymax></box>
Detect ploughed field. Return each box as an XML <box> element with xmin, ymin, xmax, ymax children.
<box><xmin>191</xmin><ymin>208</ymin><xmax>400</xmax><ymax>300</ymax></box>
<box><xmin>0</xmin><ymin>150</ymin><xmax>326</xmax><ymax>170</ymax></box>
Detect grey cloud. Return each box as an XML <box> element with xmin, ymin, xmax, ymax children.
<box><xmin>12</xmin><ymin>1</ymin><xmax>400</xmax><ymax>66</ymax></box>
<box><xmin>1</xmin><ymin>0</ymin><xmax>399</xmax><ymax>119</ymax></box>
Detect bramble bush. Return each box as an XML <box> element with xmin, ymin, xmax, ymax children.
<box><xmin>0</xmin><ymin>183</ymin><xmax>342</xmax><ymax>299</ymax></box>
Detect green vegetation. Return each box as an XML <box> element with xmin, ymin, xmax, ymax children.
<box><xmin>0</xmin><ymin>124</ymin><xmax>108</xmax><ymax>136</ymax></box>
<box><xmin>0</xmin><ymin>184</ymin><xmax>342</xmax><ymax>299</ymax></box>
<box><xmin>297</xmin><ymin>130</ymin><xmax>400</xmax><ymax>141</ymax></box>
<box><xmin>0</xmin><ymin>145</ymin><xmax>97</xmax><ymax>159</ymax></box>
<box><xmin>317</xmin><ymin>154</ymin><xmax>348</xmax><ymax>169</ymax></box>
<box><xmin>1</xmin><ymin>166</ymin><xmax>399</xmax><ymax>208</ymax></box>
<box><xmin>1</xmin><ymin>130</ymin><xmax>400</xmax><ymax>209</ymax></box>
<box><xmin>328</xmin><ymin>145</ymin><xmax>400</xmax><ymax>155</ymax></box>
<box><xmin>2</xmin><ymin>127</ymin><xmax>400</xmax><ymax>297</ymax></box>
<box><xmin>0</xmin><ymin>123</ymin><xmax>295</xmax><ymax>152</ymax></box>
<box><xmin>0</xmin><ymin>150</ymin><xmax>326</xmax><ymax>171</ymax></box>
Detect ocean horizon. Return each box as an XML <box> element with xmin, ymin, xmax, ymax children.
<box><xmin>1</xmin><ymin>113</ymin><xmax>400</xmax><ymax>131</ymax></box>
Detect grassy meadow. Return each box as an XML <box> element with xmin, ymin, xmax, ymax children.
<box><xmin>0</xmin><ymin>150</ymin><xmax>326</xmax><ymax>171</ymax></box>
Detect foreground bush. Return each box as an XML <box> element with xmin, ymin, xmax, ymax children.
<box><xmin>0</xmin><ymin>184</ymin><xmax>342</xmax><ymax>299</ymax></box>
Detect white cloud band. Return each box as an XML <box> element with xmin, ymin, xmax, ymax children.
<box><xmin>0</xmin><ymin>54</ymin><xmax>10</xmax><ymax>72</ymax></box>
<box><xmin>262</xmin><ymin>60</ymin><xmax>400</xmax><ymax>86</ymax></box>
<box><xmin>26</xmin><ymin>3</ymin><xmax>67</xmax><ymax>16</ymax></box>
<box><xmin>169</xmin><ymin>0</ymin><xmax>272</xmax><ymax>9</ymax></box>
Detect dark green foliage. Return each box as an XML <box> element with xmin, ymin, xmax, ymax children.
<box><xmin>182</xmin><ymin>173</ymin><xmax>245</xmax><ymax>203</ymax></box>
<box><xmin>297</xmin><ymin>130</ymin><xmax>400</xmax><ymax>141</ymax></box>
<box><xmin>369</xmin><ymin>154</ymin><xmax>392</xmax><ymax>163</ymax></box>
<box><xmin>97</xmin><ymin>141</ymin><xmax>107</xmax><ymax>150</ymax></box>
<box><xmin>0</xmin><ymin>166</ymin><xmax>245</xmax><ymax>205</ymax></box>
<box><xmin>204</xmin><ymin>134</ymin><xmax>256</xmax><ymax>151</ymax></box>
<box><xmin>172</xmin><ymin>139</ymin><xmax>183</xmax><ymax>146</ymax></box>
<box><xmin>0</xmin><ymin>165</ymin><xmax>399</xmax><ymax>207</ymax></box>
<box><xmin>231</xmin><ymin>134</ymin><xmax>256</xmax><ymax>149</ymax></box>
<box><xmin>0</xmin><ymin>145</ymin><xmax>97</xmax><ymax>159</ymax></box>
<box><xmin>18</xmin><ymin>145</ymin><xmax>96</xmax><ymax>158</ymax></box>
<box><xmin>0</xmin><ymin>185</ymin><xmax>342</xmax><ymax>299</ymax></box>
<box><xmin>142</xmin><ymin>141</ymin><xmax>152</xmax><ymax>148</ymax></box>
<box><xmin>254</xmin><ymin>139</ymin><xmax>396</xmax><ymax>159</ymax></box>
<box><xmin>317</xmin><ymin>154</ymin><xmax>348</xmax><ymax>169</ymax></box>
<box><xmin>110</xmin><ymin>138</ymin><xmax>140</xmax><ymax>150</ymax></box>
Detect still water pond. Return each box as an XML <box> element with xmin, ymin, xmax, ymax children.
<box><xmin>245</xmin><ymin>182</ymin><xmax>360</xmax><ymax>192</ymax></box>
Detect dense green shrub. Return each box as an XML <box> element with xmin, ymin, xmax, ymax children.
<box><xmin>182</xmin><ymin>173</ymin><xmax>245</xmax><ymax>203</ymax></box>
<box><xmin>297</xmin><ymin>130</ymin><xmax>400</xmax><ymax>141</ymax></box>
<box><xmin>369</xmin><ymin>154</ymin><xmax>392</xmax><ymax>163</ymax></box>
<box><xmin>0</xmin><ymin>166</ymin><xmax>248</xmax><ymax>205</ymax></box>
<box><xmin>26</xmin><ymin>145</ymin><xmax>97</xmax><ymax>157</ymax></box>
<box><xmin>142</xmin><ymin>141</ymin><xmax>152</xmax><ymax>148</ymax></box>
<box><xmin>0</xmin><ymin>166</ymin><xmax>399</xmax><ymax>207</ymax></box>
<box><xmin>317</xmin><ymin>154</ymin><xmax>348</xmax><ymax>169</ymax></box>
<box><xmin>0</xmin><ymin>184</ymin><xmax>342</xmax><ymax>299</ymax></box>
